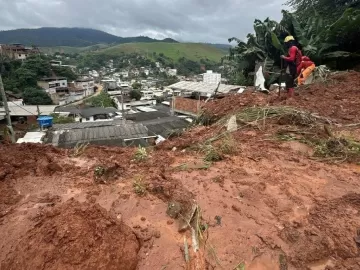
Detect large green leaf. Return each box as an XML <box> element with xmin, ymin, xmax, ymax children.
<box><xmin>271</xmin><ymin>32</ymin><xmax>284</xmax><ymax>53</ymax></box>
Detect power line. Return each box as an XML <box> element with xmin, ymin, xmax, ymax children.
<box><xmin>8</xmin><ymin>100</ymin><xmax>38</xmax><ymax>116</ymax></box>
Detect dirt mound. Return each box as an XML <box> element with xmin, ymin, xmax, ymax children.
<box><xmin>281</xmin><ymin>193</ymin><xmax>360</xmax><ymax>269</ymax></box>
<box><xmin>202</xmin><ymin>71</ymin><xmax>360</xmax><ymax>123</ymax></box>
<box><xmin>1</xmin><ymin>199</ymin><xmax>140</xmax><ymax>270</ymax></box>
<box><xmin>202</xmin><ymin>90</ymin><xmax>270</xmax><ymax>121</ymax></box>
<box><xmin>0</xmin><ymin>143</ymin><xmax>66</xmax><ymax>181</ymax></box>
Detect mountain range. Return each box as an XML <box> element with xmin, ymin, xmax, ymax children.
<box><xmin>0</xmin><ymin>27</ymin><xmax>178</xmax><ymax>47</ymax></box>
<box><xmin>0</xmin><ymin>27</ymin><xmax>229</xmax><ymax>50</ymax></box>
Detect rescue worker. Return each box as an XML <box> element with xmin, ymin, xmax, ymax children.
<box><xmin>297</xmin><ymin>56</ymin><xmax>316</xmax><ymax>85</ymax></box>
<box><xmin>281</xmin><ymin>36</ymin><xmax>302</xmax><ymax>98</ymax></box>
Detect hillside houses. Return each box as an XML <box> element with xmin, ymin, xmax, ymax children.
<box><xmin>37</xmin><ymin>76</ymin><xmax>95</xmax><ymax>105</ymax></box>
<box><xmin>0</xmin><ymin>43</ymin><xmax>40</xmax><ymax>60</ymax></box>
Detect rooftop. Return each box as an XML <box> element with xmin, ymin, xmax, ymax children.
<box><xmin>168</xmin><ymin>81</ymin><xmax>244</xmax><ymax>94</ymax></box>
<box><xmin>47</xmin><ymin>121</ymin><xmax>149</xmax><ymax>148</ymax></box>
<box><xmin>142</xmin><ymin>116</ymin><xmax>190</xmax><ymax>138</ymax></box>
<box><xmin>80</xmin><ymin>107</ymin><xmax>119</xmax><ymax>118</ymax></box>
<box><xmin>0</xmin><ymin>104</ymin><xmax>57</xmax><ymax>117</ymax></box>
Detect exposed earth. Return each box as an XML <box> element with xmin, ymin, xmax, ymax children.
<box><xmin>1</xmin><ymin>71</ymin><xmax>360</xmax><ymax>270</ymax></box>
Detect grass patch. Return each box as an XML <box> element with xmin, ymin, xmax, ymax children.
<box><xmin>202</xmin><ymin>144</ymin><xmax>223</xmax><ymax>162</ymax></box>
<box><xmin>219</xmin><ymin>134</ymin><xmax>238</xmax><ymax>155</ymax></box>
<box><xmin>314</xmin><ymin>137</ymin><xmax>360</xmax><ymax>162</ymax></box>
<box><xmin>133</xmin><ymin>176</ymin><xmax>147</xmax><ymax>196</ymax></box>
<box><xmin>133</xmin><ymin>146</ymin><xmax>148</xmax><ymax>162</ymax></box>
<box><xmin>96</xmin><ymin>42</ymin><xmax>225</xmax><ymax>62</ymax></box>
<box><xmin>234</xmin><ymin>262</ymin><xmax>246</xmax><ymax>270</ymax></box>
<box><xmin>70</xmin><ymin>141</ymin><xmax>89</xmax><ymax>157</ymax></box>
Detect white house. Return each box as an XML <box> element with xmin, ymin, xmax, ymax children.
<box><xmin>37</xmin><ymin>77</ymin><xmax>68</xmax><ymax>92</ymax></box>
<box><xmin>167</xmin><ymin>69</ymin><xmax>177</xmax><ymax>76</ymax></box>
<box><xmin>203</xmin><ymin>70</ymin><xmax>221</xmax><ymax>84</ymax></box>
<box><xmin>120</xmin><ymin>70</ymin><xmax>129</xmax><ymax>78</ymax></box>
<box><xmin>75</xmin><ymin>78</ymin><xmax>95</xmax><ymax>97</ymax></box>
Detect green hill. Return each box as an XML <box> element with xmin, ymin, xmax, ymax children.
<box><xmin>95</xmin><ymin>42</ymin><xmax>225</xmax><ymax>62</ymax></box>
<box><xmin>40</xmin><ymin>44</ymin><xmax>112</xmax><ymax>54</ymax></box>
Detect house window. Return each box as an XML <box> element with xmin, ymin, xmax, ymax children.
<box><xmin>86</xmin><ymin>118</ymin><xmax>90</xmax><ymax>121</ymax></box>
<box><xmin>49</xmin><ymin>83</ymin><xmax>56</xmax><ymax>88</ymax></box>
<box><xmin>62</xmin><ymin>82</ymin><xmax>65</xmax><ymax>86</ymax></box>
<box><xmin>19</xmin><ymin>54</ymin><xmax>21</xmax><ymax>57</ymax></box>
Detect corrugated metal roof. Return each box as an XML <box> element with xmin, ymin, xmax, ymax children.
<box><xmin>51</xmin><ymin>120</ymin><xmax>132</xmax><ymax>130</ymax></box>
<box><xmin>141</xmin><ymin>116</ymin><xmax>190</xmax><ymax>138</ymax></box>
<box><xmin>168</xmin><ymin>81</ymin><xmax>243</xmax><ymax>94</ymax></box>
<box><xmin>48</xmin><ymin>122</ymin><xmax>149</xmax><ymax>148</ymax></box>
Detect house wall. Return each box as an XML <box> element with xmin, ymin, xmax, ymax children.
<box><xmin>38</xmin><ymin>79</ymin><xmax>68</xmax><ymax>92</ymax></box>
<box><xmin>203</xmin><ymin>73</ymin><xmax>221</xmax><ymax>84</ymax></box>
<box><xmin>75</xmin><ymin>80</ymin><xmax>94</xmax><ymax>96</ymax></box>
<box><xmin>15</xmin><ymin>53</ymin><xmax>28</xmax><ymax>60</ymax></box>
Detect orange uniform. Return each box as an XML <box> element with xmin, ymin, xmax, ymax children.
<box><xmin>297</xmin><ymin>56</ymin><xmax>316</xmax><ymax>85</ymax></box>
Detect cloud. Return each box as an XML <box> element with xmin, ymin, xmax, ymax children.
<box><xmin>0</xmin><ymin>0</ymin><xmax>287</xmax><ymax>43</ymax></box>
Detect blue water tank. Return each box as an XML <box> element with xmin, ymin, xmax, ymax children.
<box><xmin>37</xmin><ymin>116</ymin><xmax>53</xmax><ymax>128</ymax></box>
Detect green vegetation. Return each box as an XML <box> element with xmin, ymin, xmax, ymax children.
<box><xmin>129</xmin><ymin>89</ymin><xmax>142</xmax><ymax>100</ymax></box>
<box><xmin>0</xmin><ymin>27</ymin><xmax>177</xmax><ymax>47</ymax></box>
<box><xmin>0</xmin><ymin>54</ymin><xmax>77</xmax><ymax>105</ymax></box>
<box><xmin>40</xmin><ymin>44</ymin><xmax>112</xmax><ymax>54</ymax></box>
<box><xmin>86</xmin><ymin>92</ymin><xmax>116</xmax><ymax>108</ymax></box>
<box><xmin>96</xmin><ymin>42</ymin><xmax>225</xmax><ymax>62</ymax></box>
<box><xmin>50</xmin><ymin>113</ymin><xmax>75</xmax><ymax>124</ymax></box>
<box><xmin>133</xmin><ymin>176</ymin><xmax>147</xmax><ymax>196</ymax></box>
<box><xmin>226</xmin><ymin>1</ymin><xmax>360</xmax><ymax>84</ymax></box>
<box><xmin>131</xmin><ymin>82</ymin><xmax>142</xmax><ymax>90</ymax></box>
<box><xmin>23</xmin><ymin>87</ymin><xmax>53</xmax><ymax>105</ymax></box>
<box><xmin>133</xmin><ymin>146</ymin><xmax>148</xmax><ymax>162</ymax></box>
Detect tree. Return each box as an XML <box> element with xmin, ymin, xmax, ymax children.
<box><xmin>87</xmin><ymin>92</ymin><xmax>116</xmax><ymax>108</ymax></box>
<box><xmin>52</xmin><ymin>66</ymin><xmax>77</xmax><ymax>81</ymax></box>
<box><xmin>132</xmin><ymin>82</ymin><xmax>142</xmax><ymax>90</ymax></box>
<box><xmin>23</xmin><ymin>88</ymin><xmax>53</xmax><ymax>105</ymax></box>
<box><xmin>16</xmin><ymin>68</ymin><xmax>37</xmax><ymax>88</ymax></box>
<box><xmin>129</xmin><ymin>90</ymin><xmax>142</xmax><ymax>101</ymax></box>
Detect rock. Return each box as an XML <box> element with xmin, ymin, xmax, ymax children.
<box><xmin>153</xmin><ymin>230</ymin><xmax>161</xmax><ymax>238</ymax></box>
<box><xmin>141</xmin><ymin>217</ymin><xmax>146</xmax><ymax>221</ymax></box>
<box><xmin>227</xmin><ymin>115</ymin><xmax>237</xmax><ymax>132</ymax></box>
<box><xmin>172</xmin><ymin>147</ymin><xmax>177</xmax><ymax>152</ymax></box>
<box><xmin>166</xmin><ymin>201</ymin><xmax>182</xmax><ymax>219</ymax></box>
<box><xmin>232</xmin><ymin>205</ymin><xmax>241</xmax><ymax>212</ymax></box>
<box><xmin>167</xmin><ymin>220</ymin><xmax>174</xmax><ymax>225</ymax></box>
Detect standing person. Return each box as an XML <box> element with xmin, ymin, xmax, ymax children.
<box><xmin>281</xmin><ymin>36</ymin><xmax>302</xmax><ymax>98</ymax></box>
<box><xmin>297</xmin><ymin>56</ymin><xmax>316</xmax><ymax>85</ymax></box>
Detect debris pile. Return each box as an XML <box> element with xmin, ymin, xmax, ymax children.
<box><xmin>1</xmin><ymin>71</ymin><xmax>360</xmax><ymax>269</ymax></box>
<box><xmin>1</xmin><ymin>199</ymin><xmax>140</xmax><ymax>270</ymax></box>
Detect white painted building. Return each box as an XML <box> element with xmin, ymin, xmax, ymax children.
<box><xmin>167</xmin><ymin>69</ymin><xmax>177</xmax><ymax>76</ymax></box>
<box><xmin>75</xmin><ymin>78</ymin><xmax>95</xmax><ymax>97</ymax></box>
<box><xmin>120</xmin><ymin>71</ymin><xmax>129</xmax><ymax>78</ymax></box>
<box><xmin>203</xmin><ymin>70</ymin><xmax>221</xmax><ymax>84</ymax></box>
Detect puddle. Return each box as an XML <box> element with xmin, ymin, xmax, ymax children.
<box><xmin>308</xmin><ymin>258</ymin><xmax>335</xmax><ymax>270</ymax></box>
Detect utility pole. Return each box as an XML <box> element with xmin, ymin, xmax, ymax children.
<box><xmin>0</xmin><ymin>74</ymin><xmax>15</xmax><ymax>143</ymax></box>
<box><xmin>121</xmin><ymin>88</ymin><xmax>125</xmax><ymax>118</ymax></box>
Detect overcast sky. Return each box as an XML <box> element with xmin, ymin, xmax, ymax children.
<box><xmin>0</xmin><ymin>0</ymin><xmax>287</xmax><ymax>43</ymax></box>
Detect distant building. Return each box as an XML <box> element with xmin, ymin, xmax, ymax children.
<box><xmin>120</xmin><ymin>71</ymin><xmax>129</xmax><ymax>78</ymax></box>
<box><xmin>74</xmin><ymin>77</ymin><xmax>95</xmax><ymax>97</ymax></box>
<box><xmin>167</xmin><ymin>69</ymin><xmax>177</xmax><ymax>76</ymax></box>
<box><xmin>37</xmin><ymin>77</ymin><xmax>68</xmax><ymax>104</ymax></box>
<box><xmin>0</xmin><ymin>44</ymin><xmax>40</xmax><ymax>60</ymax></box>
<box><xmin>203</xmin><ymin>70</ymin><xmax>221</xmax><ymax>84</ymax></box>
<box><xmin>50</xmin><ymin>60</ymin><xmax>77</xmax><ymax>72</ymax></box>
